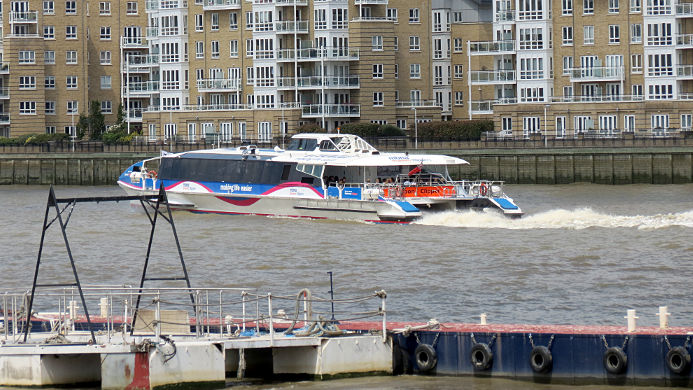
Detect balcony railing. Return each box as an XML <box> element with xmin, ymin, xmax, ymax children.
<box><xmin>495</xmin><ymin>10</ymin><xmax>515</xmax><ymax>21</ymax></box>
<box><xmin>127</xmin><ymin>81</ymin><xmax>160</xmax><ymax>94</ymax></box>
<box><xmin>146</xmin><ymin>0</ymin><xmax>188</xmax><ymax>10</ymax></box>
<box><xmin>301</xmin><ymin>104</ymin><xmax>360</xmax><ymax>117</ymax></box>
<box><xmin>355</xmin><ymin>0</ymin><xmax>389</xmax><ymax>4</ymax></box>
<box><xmin>274</xmin><ymin>20</ymin><xmax>309</xmax><ymax>33</ymax></box>
<box><xmin>677</xmin><ymin>64</ymin><xmax>693</xmax><ymax>78</ymax></box>
<box><xmin>550</xmin><ymin>95</ymin><xmax>644</xmax><ymax>103</ymax></box>
<box><xmin>196</xmin><ymin>78</ymin><xmax>241</xmax><ymax>91</ymax></box>
<box><xmin>276</xmin><ymin>0</ymin><xmax>309</xmax><ymax>5</ymax></box>
<box><xmin>277</xmin><ymin>75</ymin><xmax>359</xmax><ymax>89</ymax></box>
<box><xmin>121</xmin><ymin>36</ymin><xmax>147</xmax><ymax>48</ymax></box>
<box><xmin>677</xmin><ymin>33</ymin><xmax>693</xmax><ymax>47</ymax></box>
<box><xmin>395</xmin><ymin>100</ymin><xmax>441</xmax><ymax>108</ymax></box>
<box><xmin>568</xmin><ymin>66</ymin><xmax>624</xmax><ymax>82</ymax></box>
<box><xmin>350</xmin><ymin>16</ymin><xmax>397</xmax><ymax>22</ymax></box>
<box><xmin>646</xmin><ymin>4</ymin><xmax>672</xmax><ymax>14</ymax></box>
<box><xmin>0</xmin><ymin>88</ymin><xmax>10</xmax><ymax>99</ymax></box>
<box><xmin>127</xmin><ymin>54</ymin><xmax>160</xmax><ymax>67</ymax></box>
<box><xmin>0</xmin><ymin>113</ymin><xmax>10</xmax><ymax>124</ymax></box>
<box><xmin>676</xmin><ymin>1</ymin><xmax>693</xmax><ymax>15</ymax></box>
<box><xmin>9</xmin><ymin>11</ymin><xmax>38</xmax><ymax>23</ymax></box>
<box><xmin>202</xmin><ymin>0</ymin><xmax>241</xmax><ymax>10</ymax></box>
<box><xmin>470</xmin><ymin>70</ymin><xmax>516</xmax><ymax>84</ymax></box>
<box><xmin>276</xmin><ymin>47</ymin><xmax>359</xmax><ymax>61</ymax></box>
<box><xmin>469</xmin><ymin>40</ymin><xmax>515</xmax><ymax>55</ymax></box>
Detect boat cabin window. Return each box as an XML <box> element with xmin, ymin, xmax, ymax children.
<box><xmin>132</xmin><ymin>165</ymin><xmax>141</xmax><ymax>172</ymax></box>
<box><xmin>287</xmin><ymin>138</ymin><xmax>318</xmax><ymax>151</ymax></box>
<box><xmin>296</xmin><ymin>164</ymin><xmax>324</xmax><ymax>178</ymax></box>
<box><xmin>280</xmin><ymin>164</ymin><xmax>292</xmax><ymax>181</ymax></box>
<box><xmin>318</xmin><ymin>140</ymin><xmax>337</xmax><ymax>151</ymax></box>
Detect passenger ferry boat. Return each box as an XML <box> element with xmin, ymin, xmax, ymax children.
<box><xmin>117</xmin><ymin>134</ymin><xmax>522</xmax><ymax>223</ymax></box>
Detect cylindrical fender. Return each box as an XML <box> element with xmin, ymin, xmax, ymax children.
<box><xmin>414</xmin><ymin>343</ymin><xmax>437</xmax><ymax>373</ymax></box>
<box><xmin>667</xmin><ymin>346</ymin><xmax>691</xmax><ymax>374</ymax></box>
<box><xmin>470</xmin><ymin>342</ymin><xmax>493</xmax><ymax>370</ymax></box>
<box><xmin>529</xmin><ymin>345</ymin><xmax>553</xmax><ymax>373</ymax></box>
<box><xmin>604</xmin><ymin>346</ymin><xmax>628</xmax><ymax>375</ymax></box>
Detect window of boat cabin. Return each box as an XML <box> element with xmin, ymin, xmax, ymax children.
<box><xmin>287</xmin><ymin>138</ymin><xmax>318</xmax><ymax>151</ymax></box>
<box><xmin>280</xmin><ymin>164</ymin><xmax>291</xmax><ymax>181</ymax></box>
<box><xmin>318</xmin><ymin>139</ymin><xmax>337</xmax><ymax>150</ymax></box>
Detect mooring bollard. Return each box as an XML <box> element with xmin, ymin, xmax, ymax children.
<box><xmin>656</xmin><ymin>306</ymin><xmax>670</xmax><ymax>329</ymax></box>
<box><xmin>480</xmin><ymin>313</ymin><xmax>488</xmax><ymax>325</ymax></box>
<box><xmin>625</xmin><ymin>309</ymin><xmax>638</xmax><ymax>332</ymax></box>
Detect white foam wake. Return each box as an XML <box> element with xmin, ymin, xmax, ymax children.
<box><xmin>414</xmin><ymin>208</ymin><xmax>693</xmax><ymax>230</ymax></box>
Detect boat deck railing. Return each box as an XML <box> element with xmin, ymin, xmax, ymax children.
<box><xmin>324</xmin><ymin>179</ymin><xmax>507</xmax><ymax>201</ymax></box>
<box><xmin>1</xmin><ymin>286</ymin><xmax>387</xmax><ymax>343</ymax></box>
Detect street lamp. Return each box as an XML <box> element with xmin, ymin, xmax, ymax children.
<box><xmin>411</xmin><ymin>106</ymin><xmax>418</xmax><ymax>149</ymax></box>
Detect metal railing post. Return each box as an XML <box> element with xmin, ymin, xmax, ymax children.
<box><xmin>381</xmin><ymin>294</ymin><xmax>387</xmax><ymax>343</ymax></box>
<box><xmin>241</xmin><ymin>291</ymin><xmax>246</xmax><ymax>333</ymax></box>
<box><xmin>268</xmin><ymin>293</ymin><xmax>274</xmax><ymax>345</ymax></box>
<box><xmin>155</xmin><ymin>290</ymin><xmax>161</xmax><ymax>339</ymax></box>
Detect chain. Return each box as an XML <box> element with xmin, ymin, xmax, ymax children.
<box><xmin>414</xmin><ymin>333</ymin><xmax>421</xmax><ymax>344</ymax></box>
<box><xmin>601</xmin><ymin>335</ymin><xmax>609</xmax><ymax>349</ymax></box>
<box><xmin>489</xmin><ymin>334</ymin><xmax>497</xmax><ymax>348</ymax></box>
<box><xmin>529</xmin><ymin>334</ymin><xmax>554</xmax><ymax>350</ymax></box>
<box><xmin>622</xmin><ymin>336</ymin><xmax>629</xmax><ymax>351</ymax></box>
<box><xmin>664</xmin><ymin>336</ymin><xmax>672</xmax><ymax>351</ymax></box>
<box><xmin>528</xmin><ymin>334</ymin><xmax>535</xmax><ymax>348</ymax></box>
<box><xmin>686</xmin><ymin>336</ymin><xmax>691</xmax><ymax>349</ymax></box>
<box><xmin>470</xmin><ymin>333</ymin><xmax>476</xmax><ymax>345</ymax></box>
<box><xmin>547</xmin><ymin>335</ymin><xmax>555</xmax><ymax>350</ymax></box>
<box><xmin>432</xmin><ymin>332</ymin><xmax>441</xmax><ymax>348</ymax></box>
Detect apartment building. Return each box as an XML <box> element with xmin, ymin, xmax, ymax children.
<box><xmin>2</xmin><ymin>0</ymin><xmax>691</xmax><ymax>140</ymax></box>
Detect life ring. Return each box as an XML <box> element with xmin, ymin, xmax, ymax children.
<box><xmin>470</xmin><ymin>343</ymin><xmax>493</xmax><ymax>370</ymax></box>
<box><xmin>529</xmin><ymin>345</ymin><xmax>553</xmax><ymax>373</ymax></box>
<box><xmin>149</xmin><ymin>170</ymin><xmax>157</xmax><ymax>178</ymax></box>
<box><xmin>603</xmin><ymin>346</ymin><xmax>627</xmax><ymax>375</ymax></box>
<box><xmin>395</xmin><ymin>187</ymin><xmax>403</xmax><ymax>197</ymax></box>
<box><xmin>414</xmin><ymin>343</ymin><xmax>438</xmax><ymax>373</ymax></box>
<box><xmin>479</xmin><ymin>182</ymin><xmax>488</xmax><ymax>196</ymax></box>
<box><xmin>666</xmin><ymin>346</ymin><xmax>691</xmax><ymax>374</ymax></box>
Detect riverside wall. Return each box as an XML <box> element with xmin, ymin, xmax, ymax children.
<box><xmin>1</xmin><ymin>148</ymin><xmax>693</xmax><ymax>185</ymax></box>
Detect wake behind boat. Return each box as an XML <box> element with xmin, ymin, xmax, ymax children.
<box><xmin>117</xmin><ymin>134</ymin><xmax>522</xmax><ymax>223</ymax></box>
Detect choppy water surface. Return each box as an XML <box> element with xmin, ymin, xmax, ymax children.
<box><xmin>1</xmin><ymin>184</ymin><xmax>692</xmax><ymax>389</ymax></box>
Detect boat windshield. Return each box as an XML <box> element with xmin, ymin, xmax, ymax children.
<box><xmin>287</xmin><ymin>138</ymin><xmax>318</xmax><ymax>151</ymax></box>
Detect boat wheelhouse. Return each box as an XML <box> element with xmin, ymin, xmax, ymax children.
<box><xmin>118</xmin><ymin>134</ymin><xmax>522</xmax><ymax>222</ymax></box>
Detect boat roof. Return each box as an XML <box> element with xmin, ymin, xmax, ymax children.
<box><xmin>164</xmin><ymin>133</ymin><xmax>469</xmax><ymax>167</ymax></box>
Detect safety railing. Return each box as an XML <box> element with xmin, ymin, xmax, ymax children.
<box><xmin>1</xmin><ymin>286</ymin><xmax>387</xmax><ymax>343</ymax></box>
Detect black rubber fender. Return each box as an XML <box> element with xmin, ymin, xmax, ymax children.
<box><xmin>414</xmin><ymin>343</ymin><xmax>437</xmax><ymax>372</ymax></box>
<box><xmin>470</xmin><ymin>342</ymin><xmax>493</xmax><ymax>370</ymax></box>
<box><xmin>667</xmin><ymin>346</ymin><xmax>691</xmax><ymax>374</ymax></box>
<box><xmin>529</xmin><ymin>345</ymin><xmax>553</xmax><ymax>373</ymax></box>
<box><xmin>604</xmin><ymin>346</ymin><xmax>628</xmax><ymax>375</ymax></box>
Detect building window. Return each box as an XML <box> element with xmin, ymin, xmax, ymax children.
<box><xmin>563</xmin><ymin>56</ymin><xmax>573</xmax><ymax>75</ymax></box>
<box><xmin>372</xmin><ymin>64</ymin><xmax>383</xmax><ymax>79</ymax></box>
<box><xmin>126</xmin><ymin>2</ymin><xmax>137</xmax><ymax>14</ymax></box>
<box><xmin>409</xmin><ymin>8</ymin><xmax>420</xmax><ymax>23</ymax></box>
<box><xmin>332</xmin><ymin>8</ymin><xmax>348</xmax><ymax>28</ymax></box>
<box><xmin>45</xmin><ymin>76</ymin><xmax>55</xmax><ymax>89</ymax></box>
<box><xmin>609</xmin><ymin>25</ymin><xmax>620</xmax><ymax>43</ymax></box>
<box><xmin>562</xmin><ymin>26</ymin><xmax>573</xmax><ymax>45</ymax></box>
<box><xmin>211</xmin><ymin>13</ymin><xmax>219</xmax><ymax>30</ymax></box>
<box><xmin>563</xmin><ymin>85</ymin><xmax>573</xmax><ymax>98</ymax></box>
<box><xmin>195</xmin><ymin>14</ymin><xmax>203</xmax><ymax>32</ymax></box>
<box><xmin>66</xmin><ymin>76</ymin><xmax>78</xmax><ymax>89</ymax></box>
<box><xmin>651</xmin><ymin>114</ymin><xmax>670</xmax><ymax>129</ymax></box>
<box><xmin>632</xmin><ymin>84</ymin><xmax>643</xmax><ymax>96</ymax></box>
<box><xmin>19</xmin><ymin>76</ymin><xmax>36</xmax><ymax>90</ymax></box>
<box><xmin>46</xmin><ymin>126</ymin><xmax>57</xmax><ymax>133</ymax></box>
<box><xmin>246</xmin><ymin>67</ymin><xmax>254</xmax><ymax>85</ymax></box>
<box><xmin>394</xmin><ymin>37</ymin><xmax>399</xmax><ymax>51</ymax></box>
<box><xmin>100</xmin><ymin>75</ymin><xmax>111</xmax><ymax>89</ymax></box>
<box><xmin>100</xmin><ymin>51</ymin><xmax>111</xmax><ymax>65</ymax></box>
<box><xmin>396</xmin><ymin>119</ymin><xmax>407</xmax><ymax>129</ymax></box>
<box><xmin>583</xmin><ymin>0</ymin><xmax>594</xmax><ymax>13</ymax></box>
<box><xmin>245</xmin><ymin>39</ymin><xmax>253</xmax><ymax>57</ymax></box>
<box><xmin>66</xmin><ymin>25</ymin><xmax>77</xmax><ymax>39</ymax></box>
<box><xmin>409</xmin><ymin>36</ymin><xmax>420</xmax><ymax>51</ymax></box>
<box><xmin>245</xmin><ymin>11</ymin><xmax>253</xmax><ymax>29</ymax></box>
<box><xmin>624</xmin><ymin>115</ymin><xmax>635</xmax><ymax>131</ymax></box>
<box><xmin>373</xmin><ymin>92</ymin><xmax>384</xmax><ymax>106</ymax></box>
<box><xmin>648</xmin><ymin>84</ymin><xmax>673</xmax><ymax>99</ymax></box>
<box><xmin>631</xmin><ymin>54</ymin><xmax>642</xmax><ymax>73</ymax></box>
<box><xmin>609</xmin><ymin>0</ymin><xmax>619</xmax><ymax>12</ymax></box>
<box><xmin>631</xmin><ymin>24</ymin><xmax>642</xmax><ymax>43</ymax></box>
<box><xmin>43</xmin><ymin>25</ymin><xmax>55</xmax><ymax>39</ymax></box>
<box><xmin>19</xmin><ymin>51</ymin><xmax>36</xmax><ymax>64</ymax></box>
<box><xmin>647</xmin><ymin>53</ymin><xmax>673</xmax><ymax>76</ymax></box>
<box><xmin>630</xmin><ymin>0</ymin><xmax>641</xmax><ymax>12</ymax></box>
<box><xmin>520</xmin><ymin>87</ymin><xmax>545</xmax><ymax>102</ymax></box>
<box><xmin>519</xmin><ymin>27</ymin><xmax>544</xmax><ymax>49</ymax></box>
<box><xmin>101</xmin><ymin>101</ymin><xmax>112</xmax><ymax>114</ymax></box>
<box><xmin>454</xmin><ymin>38</ymin><xmax>463</xmax><ymax>52</ymax></box>
<box><xmin>100</xmin><ymin>26</ymin><xmax>111</xmax><ymax>40</ymax></box>
<box><xmin>44</xmin><ymin>1</ymin><xmax>55</xmax><ymax>14</ymax></box>
<box><xmin>584</xmin><ymin>25</ymin><xmax>594</xmax><ymax>45</ymax></box>
<box><xmin>410</xmin><ymin>89</ymin><xmax>421</xmax><ymax>104</ymax></box>
<box><xmin>66</xmin><ymin>51</ymin><xmax>77</xmax><ymax>64</ymax></box>
<box><xmin>682</xmin><ymin>114</ymin><xmax>693</xmax><ymax>129</ymax></box>
<box><xmin>647</xmin><ymin>23</ymin><xmax>672</xmax><ymax>45</ymax></box>
<box><xmin>454</xmin><ymin>64</ymin><xmax>464</xmax><ymax>79</ymax></box>
<box><xmin>45</xmin><ymin>51</ymin><xmax>55</xmax><ymax>64</ymax></box>
<box><xmin>20</xmin><ymin>101</ymin><xmax>37</xmax><ymax>115</ymax></box>
<box><xmin>410</xmin><ymin>64</ymin><xmax>421</xmax><ymax>79</ymax></box>
<box><xmin>229</xmin><ymin>40</ymin><xmax>238</xmax><ymax>57</ymax></box>
<box><xmin>455</xmin><ymin>91</ymin><xmax>464</xmax><ymax>105</ymax></box>
<box><xmin>211</xmin><ymin>41</ymin><xmax>220</xmax><ymax>58</ymax></box>
<box><xmin>99</xmin><ymin>2</ymin><xmax>110</xmax><ymax>15</ymax></box>
<box><xmin>258</xmin><ymin>122</ymin><xmax>272</xmax><ymax>142</ymax></box>
<box><xmin>372</xmin><ymin>35</ymin><xmax>383</xmax><ymax>51</ymax></box>
<box><xmin>523</xmin><ymin>117</ymin><xmax>541</xmax><ymax>136</ymax></box>
<box><xmin>394</xmin><ymin>64</ymin><xmax>398</xmax><ymax>78</ymax></box>
<box><xmin>229</xmin><ymin>12</ymin><xmax>238</xmax><ymax>29</ymax></box>
<box><xmin>562</xmin><ymin>0</ymin><xmax>573</xmax><ymax>14</ymax></box>
<box><xmin>387</xmin><ymin>7</ymin><xmax>398</xmax><ymax>21</ymax></box>
<box><xmin>65</xmin><ymin>1</ymin><xmax>76</xmax><ymax>14</ymax></box>
<box><xmin>196</xmin><ymin>41</ymin><xmax>204</xmax><ymax>58</ymax></box>
<box><xmin>45</xmin><ymin>101</ymin><xmax>56</xmax><ymax>115</ymax></box>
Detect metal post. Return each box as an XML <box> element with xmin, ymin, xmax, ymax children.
<box><xmin>268</xmin><ymin>293</ymin><xmax>274</xmax><ymax>345</ymax></box>
<box><xmin>411</xmin><ymin>107</ymin><xmax>418</xmax><ymax>149</ymax></box>
<box><xmin>381</xmin><ymin>294</ymin><xmax>387</xmax><ymax>343</ymax></box>
<box><xmin>327</xmin><ymin>271</ymin><xmax>335</xmax><ymax>321</ymax></box>
<box><xmin>241</xmin><ymin>291</ymin><xmax>246</xmax><ymax>333</ymax></box>
<box><xmin>321</xmin><ymin>45</ymin><xmax>326</xmax><ymax>130</ymax></box>
<box><xmin>155</xmin><ymin>291</ymin><xmax>161</xmax><ymax>339</ymax></box>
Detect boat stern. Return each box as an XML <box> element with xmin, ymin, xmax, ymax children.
<box><xmin>117</xmin><ymin>161</ymin><xmax>159</xmax><ymax>194</ymax></box>
<box><xmin>377</xmin><ymin>200</ymin><xmax>422</xmax><ymax>222</ymax></box>
<box><xmin>489</xmin><ymin>197</ymin><xmax>523</xmax><ymax>218</ymax></box>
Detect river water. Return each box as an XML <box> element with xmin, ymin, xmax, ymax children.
<box><xmin>1</xmin><ymin>184</ymin><xmax>692</xmax><ymax>389</ymax></box>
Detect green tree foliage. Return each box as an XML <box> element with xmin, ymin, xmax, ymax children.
<box><xmin>0</xmin><ymin>133</ymin><xmax>70</xmax><ymax>145</ymax></box>
<box><xmin>336</xmin><ymin>123</ymin><xmax>406</xmax><ymax>138</ymax></box>
<box><xmin>295</xmin><ymin>123</ymin><xmax>324</xmax><ymax>133</ymax></box>
<box><xmin>76</xmin><ymin>101</ymin><xmax>106</xmax><ymax>140</ymax></box>
<box><xmin>415</xmin><ymin>120</ymin><xmax>493</xmax><ymax>140</ymax></box>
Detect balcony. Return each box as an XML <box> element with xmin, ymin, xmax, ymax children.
<box><xmin>126</xmin><ymin>81</ymin><xmax>160</xmax><ymax>95</ymax></box>
<box><xmin>395</xmin><ymin>100</ymin><xmax>442</xmax><ymax>108</ymax></box>
<box><xmin>145</xmin><ymin>103</ymin><xmax>252</xmax><ymax>113</ymax></box>
<box><xmin>127</xmin><ymin>54</ymin><xmax>160</xmax><ymax>71</ymax></box>
<box><xmin>0</xmin><ymin>88</ymin><xmax>9</xmax><ymax>99</ymax></box>
<box><xmin>196</xmin><ymin>78</ymin><xmax>241</xmax><ymax>92</ymax></box>
<box><xmin>0</xmin><ymin>113</ymin><xmax>10</xmax><ymax>125</ymax></box>
<box><xmin>0</xmin><ymin>63</ymin><xmax>9</xmax><ymax>74</ymax></box>
<box><xmin>469</xmin><ymin>40</ymin><xmax>515</xmax><ymax>55</ymax></box>
<box><xmin>121</xmin><ymin>36</ymin><xmax>147</xmax><ymax>49</ymax></box>
<box><xmin>350</xmin><ymin>16</ymin><xmax>397</xmax><ymax>22</ymax></box>
<box><xmin>277</xmin><ymin>75</ymin><xmax>360</xmax><ymax>89</ymax></box>
<box><xmin>470</xmin><ymin>70</ymin><xmax>516</xmax><ymax>84</ymax></box>
<box><xmin>127</xmin><ymin>109</ymin><xmax>143</xmax><ymax>123</ymax></box>
<box><xmin>550</xmin><ymin>95</ymin><xmax>644</xmax><ymax>103</ymax></box>
<box><xmin>646</xmin><ymin>4</ymin><xmax>672</xmax><ymax>14</ymax></box>
<box><xmin>301</xmin><ymin>104</ymin><xmax>360</xmax><ymax>118</ymax></box>
<box><xmin>355</xmin><ymin>0</ymin><xmax>389</xmax><ymax>4</ymax></box>
<box><xmin>276</xmin><ymin>47</ymin><xmax>359</xmax><ymax>62</ymax></box>
<box><xmin>146</xmin><ymin>0</ymin><xmax>188</xmax><ymax>10</ymax></box>
<box><xmin>568</xmin><ymin>67</ymin><xmax>624</xmax><ymax>82</ymax></box>
<box><xmin>677</xmin><ymin>33</ymin><xmax>693</xmax><ymax>48</ymax></box>
<box><xmin>495</xmin><ymin>10</ymin><xmax>515</xmax><ymax>22</ymax></box>
<box><xmin>276</xmin><ymin>0</ymin><xmax>309</xmax><ymax>5</ymax></box>
<box><xmin>677</xmin><ymin>64</ymin><xmax>693</xmax><ymax>79</ymax></box>
<box><xmin>202</xmin><ymin>0</ymin><xmax>241</xmax><ymax>10</ymax></box>
<box><xmin>9</xmin><ymin>11</ymin><xmax>38</xmax><ymax>23</ymax></box>
<box><xmin>275</xmin><ymin>20</ymin><xmax>309</xmax><ymax>34</ymax></box>
<box><xmin>676</xmin><ymin>1</ymin><xmax>693</xmax><ymax>16</ymax></box>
